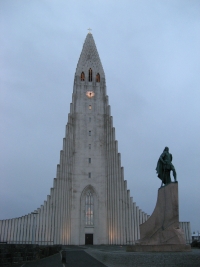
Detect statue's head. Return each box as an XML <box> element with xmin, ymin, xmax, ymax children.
<box><xmin>164</xmin><ymin>147</ymin><xmax>169</xmax><ymax>152</ymax></box>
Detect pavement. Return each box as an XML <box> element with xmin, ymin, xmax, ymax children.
<box><xmin>18</xmin><ymin>246</ymin><xmax>200</xmax><ymax>267</ymax></box>
<box><xmin>86</xmin><ymin>246</ymin><xmax>200</xmax><ymax>267</ymax></box>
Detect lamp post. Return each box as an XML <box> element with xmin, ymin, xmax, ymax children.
<box><xmin>31</xmin><ymin>212</ymin><xmax>38</xmax><ymax>245</ymax></box>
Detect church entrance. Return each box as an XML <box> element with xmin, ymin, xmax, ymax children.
<box><xmin>85</xmin><ymin>234</ymin><xmax>93</xmax><ymax>245</ymax></box>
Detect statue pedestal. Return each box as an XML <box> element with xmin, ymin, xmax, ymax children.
<box><xmin>127</xmin><ymin>182</ymin><xmax>191</xmax><ymax>252</ymax></box>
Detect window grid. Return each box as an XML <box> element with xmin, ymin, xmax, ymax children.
<box><xmin>85</xmin><ymin>190</ymin><xmax>93</xmax><ymax>225</ymax></box>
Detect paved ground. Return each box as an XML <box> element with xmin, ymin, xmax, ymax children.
<box><xmin>20</xmin><ymin>253</ymin><xmax>63</xmax><ymax>267</ymax></box>
<box><xmin>62</xmin><ymin>249</ymin><xmax>107</xmax><ymax>267</ymax></box>
<box><xmin>20</xmin><ymin>247</ymin><xmax>107</xmax><ymax>267</ymax></box>
<box><xmin>18</xmin><ymin>246</ymin><xmax>200</xmax><ymax>267</ymax></box>
<box><xmin>86</xmin><ymin>246</ymin><xmax>200</xmax><ymax>267</ymax></box>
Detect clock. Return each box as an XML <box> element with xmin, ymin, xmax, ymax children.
<box><xmin>86</xmin><ymin>91</ymin><xmax>95</xmax><ymax>98</ymax></box>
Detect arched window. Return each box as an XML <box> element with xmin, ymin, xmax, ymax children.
<box><xmin>85</xmin><ymin>190</ymin><xmax>93</xmax><ymax>225</ymax></box>
<box><xmin>96</xmin><ymin>73</ymin><xmax>100</xmax><ymax>82</ymax></box>
<box><xmin>88</xmin><ymin>68</ymin><xmax>92</xmax><ymax>82</ymax></box>
<box><xmin>81</xmin><ymin>72</ymin><xmax>85</xmax><ymax>81</ymax></box>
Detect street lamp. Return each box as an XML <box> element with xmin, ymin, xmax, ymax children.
<box><xmin>31</xmin><ymin>212</ymin><xmax>38</xmax><ymax>244</ymax></box>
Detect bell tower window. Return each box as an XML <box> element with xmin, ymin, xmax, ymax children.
<box><xmin>89</xmin><ymin>68</ymin><xmax>92</xmax><ymax>82</ymax></box>
<box><xmin>96</xmin><ymin>73</ymin><xmax>100</xmax><ymax>82</ymax></box>
<box><xmin>81</xmin><ymin>72</ymin><xmax>85</xmax><ymax>81</ymax></box>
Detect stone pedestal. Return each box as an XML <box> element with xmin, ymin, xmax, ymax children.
<box><xmin>127</xmin><ymin>182</ymin><xmax>191</xmax><ymax>252</ymax></box>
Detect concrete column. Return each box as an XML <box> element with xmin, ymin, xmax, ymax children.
<box><xmin>105</xmin><ymin>112</ymin><xmax>110</xmax><ymax>243</ymax></box>
<box><xmin>68</xmin><ymin>115</ymin><xmax>74</xmax><ymax>245</ymax></box>
<box><xmin>117</xmin><ymin>153</ymin><xmax>123</xmax><ymax>244</ymax></box>
<box><xmin>67</xmin><ymin>120</ymin><xmax>72</xmax><ymax>245</ymax></box>
<box><xmin>10</xmin><ymin>219</ymin><xmax>14</xmax><ymax>243</ymax></box>
<box><xmin>136</xmin><ymin>206</ymin><xmax>140</xmax><ymax>240</ymax></box>
<box><xmin>21</xmin><ymin>216</ymin><xmax>25</xmax><ymax>243</ymax></box>
<box><xmin>7</xmin><ymin>219</ymin><xmax>11</xmax><ymax>243</ymax></box>
<box><xmin>62</xmin><ymin>137</ymin><xmax>67</xmax><ymax>245</ymax></box>
<box><xmin>113</xmin><ymin>137</ymin><xmax>117</xmax><ymax>244</ymax></box>
<box><xmin>9</xmin><ymin>219</ymin><xmax>14</xmax><ymax>243</ymax></box>
<box><xmin>112</xmin><ymin>131</ymin><xmax>117</xmax><ymax>244</ymax></box>
<box><xmin>53</xmin><ymin>178</ymin><xmax>59</xmax><ymax>244</ymax></box>
<box><xmin>110</xmin><ymin>127</ymin><xmax>115</xmax><ymax>244</ymax></box>
<box><xmin>124</xmin><ymin>180</ymin><xmax>128</xmax><ymax>244</ymax></box>
<box><xmin>18</xmin><ymin>217</ymin><xmax>22</xmax><ymax>244</ymax></box>
<box><xmin>50</xmin><ymin>188</ymin><xmax>55</xmax><ymax>244</ymax></box>
<box><xmin>2</xmin><ymin>220</ymin><xmax>5</xmax><ymax>242</ymax></box>
<box><xmin>115</xmin><ymin>141</ymin><xmax>120</xmax><ymax>244</ymax></box>
<box><xmin>127</xmin><ymin>190</ymin><xmax>131</xmax><ymax>244</ymax></box>
<box><xmin>16</xmin><ymin>218</ymin><xmax>21</xmax><ymax>244</ymax></box>
<box><xmin>59</xmin><ymin>148</ymin><xmax>64</xmax><ymax>244</ymax></box>
<box><xmin>130</xmin><ymin>198</ymin><xmax>134</xmax><ymax>245</ymax></box>
<box><xmin>121</xmin><ymin>168</ymin><xmax>126</xmax><ymax>244</ymax></box>
<box><xmin>43</xmin><ymin>201</ymin><xmax>47</xmax><ymax>244</ymax></box>
<box><xmin>27</xmin><ymin>214</ymin><xmax>31</xmax><ymax>243</ymax></box>
<box><xmin>133</xmin><ymin>202</ymin><xmax>137</xmax><ymax>242</ymax></box>
<box><xmin>57</xmin><ymin>150</ymin><xmax>64</xmax><ymax>244</ymax></box>
<box><xmin>37</xmin><ymin>208</ymin><xmax>41</xmax><ymax>244</ymax></box>
<box><xmin>66</xmin><ymin>123</ymin><xmax>70</xmax><ymax>245</ymax></box>
<box><xmin>46</xmin><ymin>195</ymin><xmax>51</xmax><ymax>244</ymax></box>
<box><xmin>44</xmin><ymin>200</ymin><xmax>48</xmax><ymax>244</ymax></box>
<box><xmin>128</xmin><ymin>192</ymin><xmax>132</xmax><ymax>244</ymax></box>
<box><xmin>23</xmin><ymin>216</ymin><xmax>27</xmax><ymax>243</ymax></box>
<box><xmin>36</xmin><ymin>209</ymin><xmax>40</xmax><ymax>244</ymax></box>
<box><xmin>108</xmin><ymin>116</ymin><xmax>112</xmax><ymax>244</ymax></box>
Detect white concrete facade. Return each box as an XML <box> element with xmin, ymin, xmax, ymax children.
<box><xmin>0</xmin><ymin>34</ymin><xmax>191</xmax><ymax>245</ymax></box>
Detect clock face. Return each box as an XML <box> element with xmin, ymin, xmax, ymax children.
<box><xmin>86</xmin><ymin>91</ymin><xmax>95</xmax><ymax>98</ymax></box>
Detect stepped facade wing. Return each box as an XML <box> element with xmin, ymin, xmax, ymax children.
<box><xmin>0</xmin><ymin>33</ymin><xmax>153</xmax><ymax>246</ymax></box>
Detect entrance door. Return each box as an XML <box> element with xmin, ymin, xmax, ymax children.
<box><xmin>85</xmin><ymin>234</ymin><xmax>93</xmax><ymax>245</ymax></box>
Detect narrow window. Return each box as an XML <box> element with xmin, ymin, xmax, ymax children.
<box><xmin>89</xmin><ymin>131</ymin><xmax>91</xmax><ymax>136</ymax></box>
<box><xmin>81</xmin><ymin>72</ymin><xmax>85</xmax><ymax>81</ymax></box>
<box><xmin>85</xmin><ymin>190</ymin><xmax>93</xmax><ymax>225</ymax></box>
<box><xmin>96</xmin><ymin>73</ymin><xmax>100</xmax><ymax>82</ymax></box>
<box><xmin>89</xmin><ymin>105</ymin><xmax>92</xmax><ymax>110</ymax></box>
<box><xmin>89</xmin><ymin>144</ymin><xmax>91</xmax><ymax>149</ymax></box>
<box><xmin>89</xmin><ymin>68</ymin><xmax>92</xmax><ymax>82</ymax></box>
<box><xmin>89</xmin><ymin>158</ymin><xmax>91</xmax><ymax>163</ymax></box>
<box><xmin>89</xmin><ymin>117</ymin><xmax>91</xmax><ymax>122</ymax></box>
<box><xmin>88</xmin><ymin>172</ymin><xmax>91</xmax><ymax>178</ymax></box>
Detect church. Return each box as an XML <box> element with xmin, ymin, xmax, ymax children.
<box><xmin>0</xmin><ymin>33</ymin><xmax>191</xmax><ymax>245</ymax></box>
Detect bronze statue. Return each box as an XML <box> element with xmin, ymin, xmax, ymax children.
<box><xmin>156</xmin><ymin>147</ymin><xmax>177</xmax><ymax>186</ymax></box>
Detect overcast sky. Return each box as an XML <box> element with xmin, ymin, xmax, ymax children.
<box><xmin>1</xmin><ymin>0</ymin><xmax>200</xmax><ymax>233</ymax></box>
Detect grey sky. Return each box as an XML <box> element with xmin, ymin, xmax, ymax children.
<box><xmin>0</xmin><ymin>1</ymin><xmax>200</xmax><ymax>232</ymax></box>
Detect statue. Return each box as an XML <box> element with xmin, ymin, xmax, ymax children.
<box><xmin>156</xmin><ymin>147</ymin><xmax>177</xmax><ymax>185</ymax></box>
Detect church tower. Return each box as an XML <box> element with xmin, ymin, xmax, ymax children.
<box><xmin>0</xmin><ymin>33</ymin><xmax>150</xmax><ymax>245</ymax></box>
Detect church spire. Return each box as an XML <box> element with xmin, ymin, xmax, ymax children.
<box><xmin>75</xmin><ymin>33</ymin><xmax>105</xmax><ymax>80</ymax></box>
